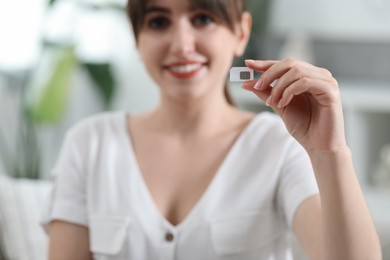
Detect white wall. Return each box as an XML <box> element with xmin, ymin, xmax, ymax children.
<box><xmin>269</xmin><ymin>0</ymin><xmax>390</xmax><ymax>41</ymax></box>
<box><xmin>0</xmin><ymin>0</ymin><xmax>46</xmax><ymax>71</ymax></box>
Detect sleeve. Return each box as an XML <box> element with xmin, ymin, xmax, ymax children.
<box><xmin>277</xmin><ymin>139</ymin><xmax>319</xmax><ymax>228</ymax></box>
<box><xmin>41</xmin><ymin>127</ymin><xmax>89</xmax><ymax>232</ymax></box>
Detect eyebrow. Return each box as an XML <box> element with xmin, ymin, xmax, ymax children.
<box><xmin>145</xmin><ymin>4</ymin><xmax>205</xmax><ymax>15</ymax></box>
<box><xmin>145</xmin><ymin>6</ymin><xmax>171</xmax><ymax>15</ymax></box>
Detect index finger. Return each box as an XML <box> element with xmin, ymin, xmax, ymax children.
<box><xmin>245</xmin><ymin>59</ymin><xmax>278</xmax><ymax>72</ymax></box>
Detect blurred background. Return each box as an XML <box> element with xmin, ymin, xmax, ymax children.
<box><xmin>0</xmin><ymin>0</ymin><xmax>389</xmax><ymax>259</ymax></box>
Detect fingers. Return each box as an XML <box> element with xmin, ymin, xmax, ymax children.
<box><xmin>274</xmin><ymin>77</ymin><xmax>333</xmax><ymax>108</ymax></box>
<box><xmin>245</xmin><ymin>59</ymin><xmax>277</xmax><ymax>72</ymax></box>
<box><xmin>244</xmin><ymin>59</ymin><xmax>278</xmax><ymax>90</ymax></box>
<box><xmin>241</xmin><ymin>80</ymin><xmax>271</xmax><ymax>104</ymax></box>
<box><xmin>269</xmin><ymin>66</ymin><xmax>335</xmax><ymax>108</ymax></box>
<box><xmin>242</xmin><ymin>57</ymin><xmax>339</xmax><ymax>108</ymax></box>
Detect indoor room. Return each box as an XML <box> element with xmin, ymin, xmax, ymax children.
<box><xmin>0</xmin><ymin>0</ymin><xmax>389</xmax><ymax>259</ymax></box>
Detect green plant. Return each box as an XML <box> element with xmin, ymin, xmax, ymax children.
<box><xmin>0</xmin><ymin>78</ymin><xmax>41</xmax><ymax>179</ymax></box>
<box><xmin>0</xmin><ymin>0</ymin><xmax>120</xmax><ymax>179</ymax></box>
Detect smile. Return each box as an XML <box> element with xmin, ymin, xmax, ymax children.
<box><xmin>165</xmin><ymin>62</ymin><xmax>206</xmax><ymax>79</ymax></box>
<box><xmin>170</xmin><ymin>63</ymin><xmax>202</xmax><ymax>73</ymax></box>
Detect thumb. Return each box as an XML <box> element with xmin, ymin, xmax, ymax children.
<box><xmin>241</xmin><ymin>81</ymin><xmax>284</xmax><ymax>115</ymax></box>
<box><xmin>241</xmin><ymin>80</ymin><xmax>271</xmax><ymax>103</ymax></box>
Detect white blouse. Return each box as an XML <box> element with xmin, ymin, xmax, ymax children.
<box><xmin>43</xmin><ymin>111</ymin><xmax>319</xmax><ymax>260</ymax></box>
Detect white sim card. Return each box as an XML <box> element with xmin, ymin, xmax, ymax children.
<box><xmin>229</xmin><ymin>67</ymin><xmax>254</xmax><ymax>82</ymax></box>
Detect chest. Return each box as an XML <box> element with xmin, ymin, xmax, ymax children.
<box><xmin>132</xmin><ymin>134</ymin><xmax>237</xmax><ymax>225</ymax></box>
<box><xmin>87</xmin><ymin>135</ymin><xmax>288</xmax><ymax>260</ymax></box>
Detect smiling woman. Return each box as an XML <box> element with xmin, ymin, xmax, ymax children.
<box><xmin>44</xmin><ymin>0</ymin><xmax>381</xmax><ymax>259</ymax></box>
<box><xmin>129</xmin><ymin>0</ymin><xmax>250</xmax><ymax>105</ymax></box>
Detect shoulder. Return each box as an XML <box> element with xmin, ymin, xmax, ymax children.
<box><xmin>66</xmin><ymin>111</ymin><xmax>127</xmax><ymax>140</ymax></box>
<box><xmin>56</xmin><ymin>111</ymin><xmax>129</xmax><ymax>166</ymax></box>
<box><xmin>247</xmin><ymin>111</ymin><xmax>291</xmax><ymax>140</ymax></box>
<box><xmin>255</xmin><ymin>111</ymin><xmax>285</xmax><ymax>127</ymax></box>
<box><xmin>239</xmin><ymin>112</ymin><xmax>303</xmax><ymax>160</ymax></box>
<box><xmin>59</xmin><ymin>111</ymin><xmax>129</xmax><ymax>153</ymax></box>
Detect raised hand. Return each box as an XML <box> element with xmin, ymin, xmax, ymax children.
<box><xmin>242</xmin><ymin>58</ymin><xmax>347</xmax><ymax>153</ymax></box>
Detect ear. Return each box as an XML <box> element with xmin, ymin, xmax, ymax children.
<box><xmin>234</xmin><ymin>12</ymin><xmax>252</xmax><ymax>57</ymax></box>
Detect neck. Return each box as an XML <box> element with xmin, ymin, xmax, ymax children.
<box><xmin>149</xmin><ymin>92</ymin><xmax>236</xmax><ymax>137</ymax></box>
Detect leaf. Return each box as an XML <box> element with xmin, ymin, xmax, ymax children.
<box><xmin>82</xmin><ymin>63</ymin><xmax>116</xmax><ymax>109</ymax></box>
<box><xmin>28</xmin><ymin>47</ymin><xmax>77</xmax><ymax>124</ymax></box>
<box><xmin>48</xmin><ymin>0</ymin><xmax>59</xmax><ymax>6</ymax></box>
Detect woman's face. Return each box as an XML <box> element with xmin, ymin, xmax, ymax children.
<box><xmin>137</xmin><ymin>0</ymin><xmax>251</xmax><ymax>102</ymax></box>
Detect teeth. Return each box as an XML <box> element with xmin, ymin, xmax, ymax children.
<box><xmin>170</xmin><ymin>64</ymin><xmax>201</xmax><ymax>73</ymax></box>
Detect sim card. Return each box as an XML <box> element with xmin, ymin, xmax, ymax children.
<box><xmin>229</xmin><ymin>67</ymin><xmax>254</xmax><ymax>82</ymax></box>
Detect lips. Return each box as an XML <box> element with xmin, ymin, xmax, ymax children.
<box><xmin>164</xmin><ymin>62</ymin><xmax>206</xmax><ymax>79</ymax></box>
<box><xmin>170</xmin><ymin>63</ymin><xmax>202</xmax><ymax>73</ymax></box>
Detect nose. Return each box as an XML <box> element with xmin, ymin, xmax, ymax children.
<box><xmin>169</xmin><ymin>20</ymin><xmax>196</xmax><ymax>56</ymax></box>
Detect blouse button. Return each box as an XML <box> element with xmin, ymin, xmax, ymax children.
<box><xmin>165</xmin><ymin>232</ymin><xmax>174</xmax><ymax>242</ymax></box>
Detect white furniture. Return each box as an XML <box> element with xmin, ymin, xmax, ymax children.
<box><xmin>0</xmin><ymin>174</ymin><xmax>51</xmax><ymax>260</ymax></box>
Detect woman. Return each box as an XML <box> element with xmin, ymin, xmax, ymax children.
<box><xmin>45</xmin><ymin>0</ymin><xmax>381</xmax><ymax>259</ymax></box>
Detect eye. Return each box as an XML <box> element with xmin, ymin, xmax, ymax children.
<box><xmin>147</xmin><ymin>16</ymin><xmax>170</xmax><ymax>30</ymax></box>
<box><xmin>192</xmin><ymin>14</ymin><xmax>214</xmax><ymax>27</ymax></box>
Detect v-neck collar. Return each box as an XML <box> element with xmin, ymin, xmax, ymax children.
<box><xmin>122</xmin><ymin>112</ymin><xmax>261</xmax><ymax>231</ymax></box>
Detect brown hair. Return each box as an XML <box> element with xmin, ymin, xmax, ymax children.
<box><xmin>126</xmin><ymin>0</ymin><xmax>247</xmax><ymax>105</ymax></box>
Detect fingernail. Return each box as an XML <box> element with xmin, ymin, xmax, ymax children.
<box><xmin>277</xmin><ymin>99</ymin><xmax>284</xmax><ymax>108</ymax></box>
<box><xmin>245</xmin><ymin>59</ymin><xmax>255</xmax><ymax>65</ymax></box>
<box><xmin>254</xmin><ymin>79</ymin><xmax>262</xmax><ymax>90</ymax></box>
<box><xmin>270</xmin><ymin>79</ymin><xmax>278</xmax><ymax>88</ymax></box>
<box><xmin>266</xmin><ymin>95</ymin><xmax>272</xmax><ymax>106</ymax></box>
